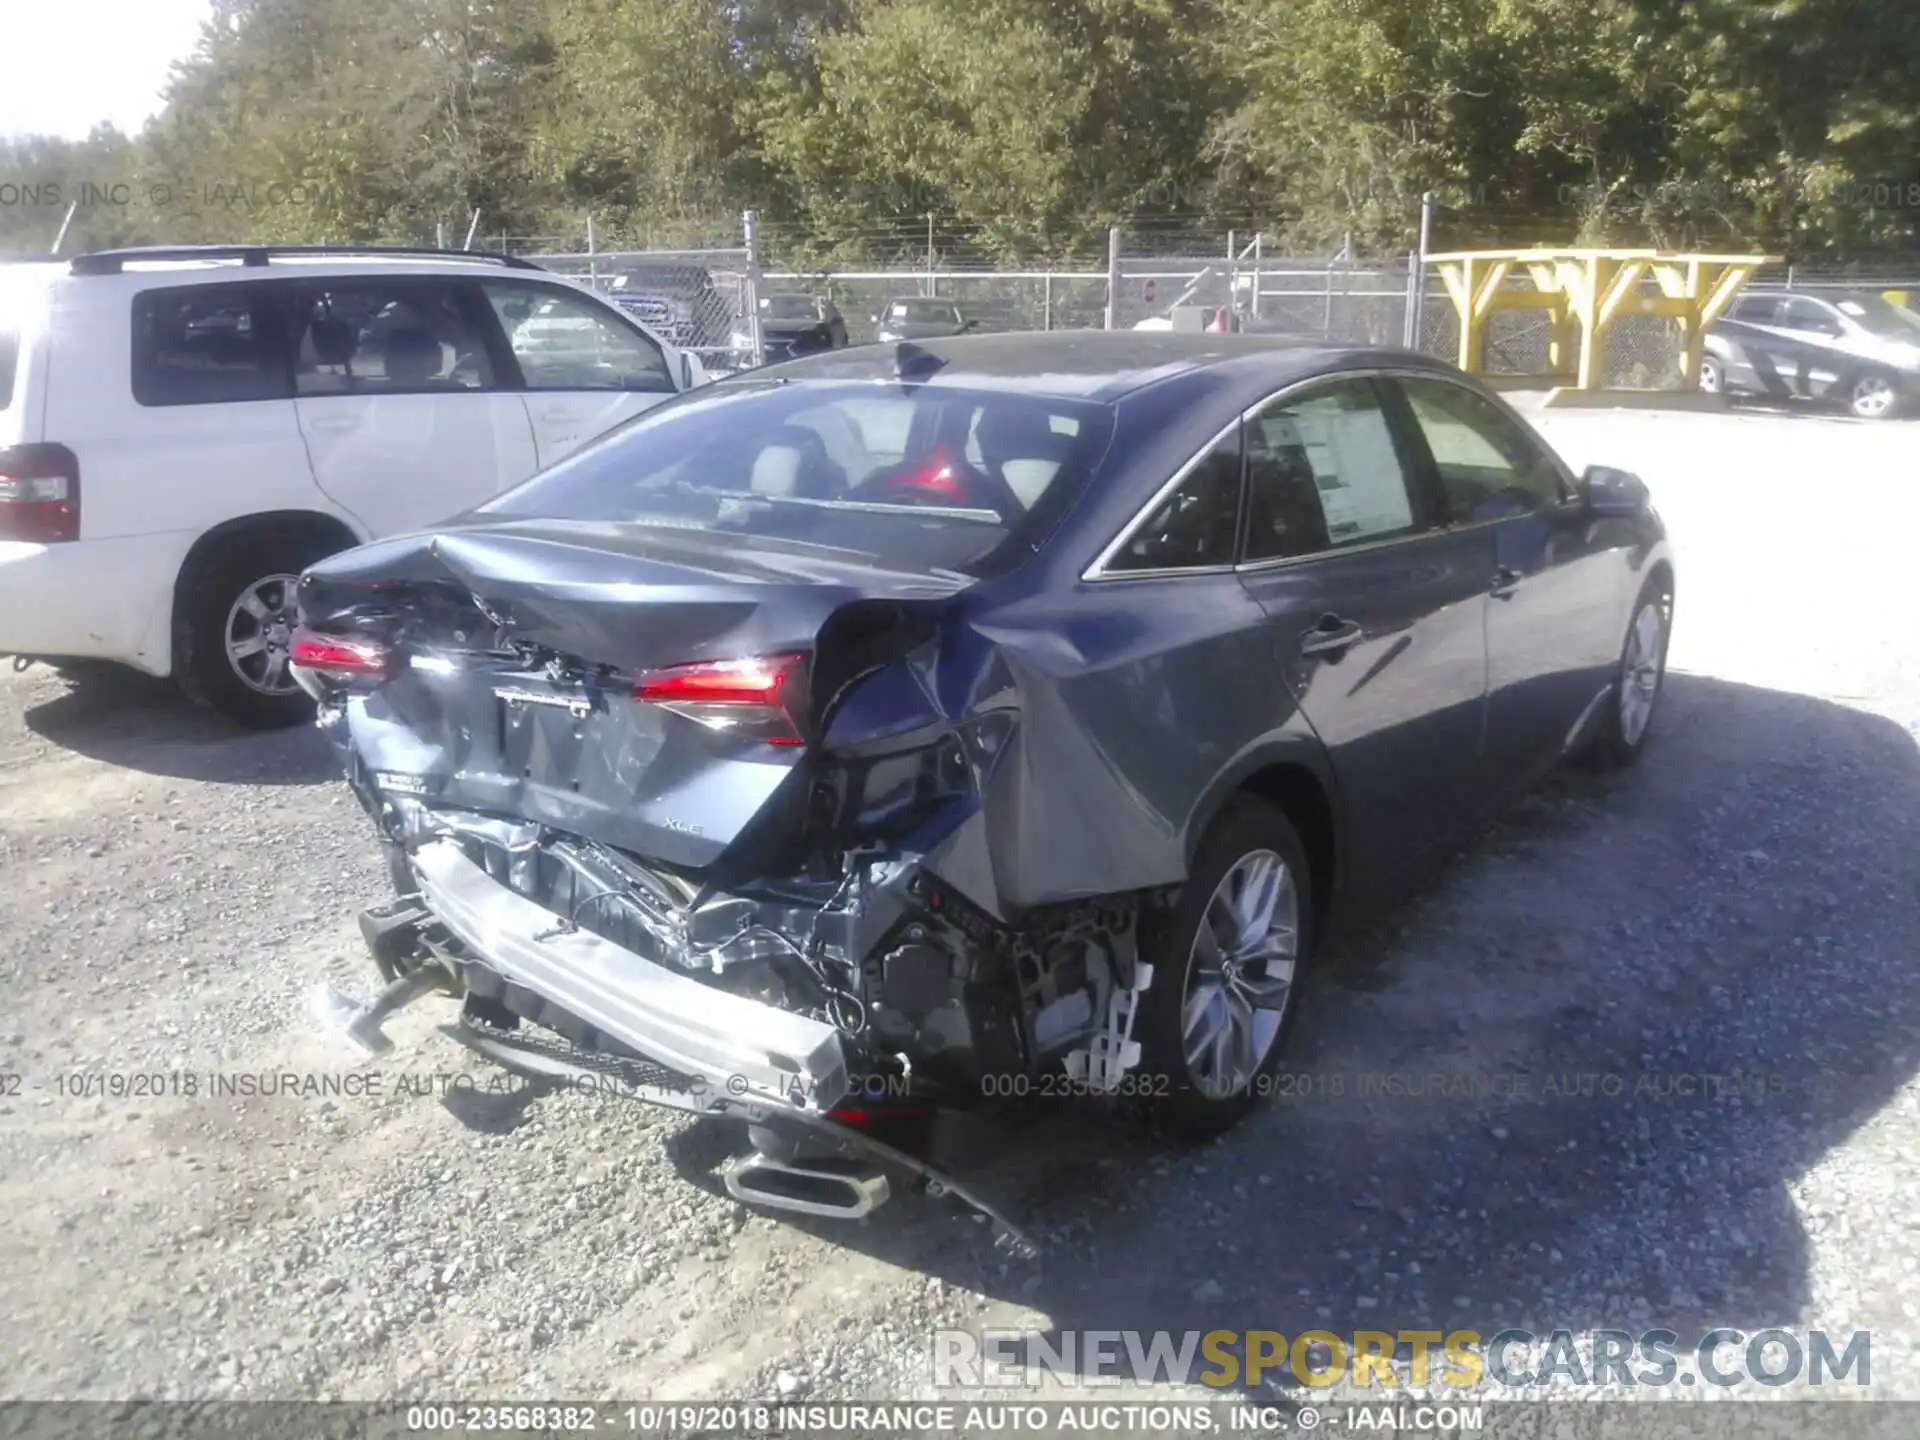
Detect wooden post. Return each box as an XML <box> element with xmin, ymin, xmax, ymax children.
<box><xmin>1575</xmin><ymin>256</ymin><xmax>1606</xmax><ymax>391</ymax></box>
<box><xmin>1675</xmin><ymin>260</ymin><xmax>1706</xmax><ymax>389</ymax></box>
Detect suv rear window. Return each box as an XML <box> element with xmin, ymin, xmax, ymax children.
<box><xmin>480</xmin><ymin>380</ymin><xmax>1115</xmax><ymax>578</ymax></box>
<box><xmin>0</xmin><ymin>330</ymin><xmax>16</xmax><ymax>410</ymax></box>
<box><xmin>132</xmin><ymin>285</ymin><xmax>292</xmax><ymax>406</ymax></box>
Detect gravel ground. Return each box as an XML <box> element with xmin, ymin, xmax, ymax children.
<box><xmin>2</xmin><ymin>404</ymin><xmax>1918</xmax><ymax>1409</ymax></box>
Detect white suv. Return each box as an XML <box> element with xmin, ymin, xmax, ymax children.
<box><xmin>0</xmin><ymin>244</ymin><xmax>711</xmax><ymax>727</ymax></box>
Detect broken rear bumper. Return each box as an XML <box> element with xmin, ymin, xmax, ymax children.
<box><xmin>408</xmin><ymin>839</ymin><xmax>852</xmax><ymax>1113</ymax></box>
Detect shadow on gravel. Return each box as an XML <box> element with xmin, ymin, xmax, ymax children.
<box><xmin>20</xmin><ymin>665</ymin><xmax>333</xmax><ymax>786</ymax></box>
<box><xmin>771</xmin><ymin>674</ymin><xmax>1920</xmax><ymax>1385</ymax></box>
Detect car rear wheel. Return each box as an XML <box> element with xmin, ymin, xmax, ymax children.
<box><xmin>179</xmin><ymin>533</ymin><xmax>340</xmax><ymax>729</ymax></box>
<box><xmin>1698</xmin><ymin>355</ymin><xmax>1724</xmax><ymax>393</ymax></box>
<box><xmin>1847</xmin><ymin>370</ymin><xmax>1900</xmax><ymax>420</ymax></box>
<box><xmin>1135</xmin><ymin>798</ymin><xmax>1313</xmax><ymax>1140</ymax></box>
<box><xmin>1582</xmin><ymin>576</ymin><xmax>1672</xmax><ymax>771</ymax></box>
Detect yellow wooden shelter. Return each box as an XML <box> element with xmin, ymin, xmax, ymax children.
<box><xmin>1425</xmin><ymin>248</ymin><xmax>1783</xmax><ymax>392</ymax></box>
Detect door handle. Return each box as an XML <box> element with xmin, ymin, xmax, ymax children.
<box><xmin>1299</xmin><ymin>616</ymin><xmax>1365</xmax><ymax>657</ymax></box>
<box><xmin>303</xmin><ymin>413</ymin><xmax>358</xmax><ymax>433</ymax></box>
<box><xmin>1490</xmin><ymin>566</ymin><xmax>1523</xmax><ymax>599</ymax></box>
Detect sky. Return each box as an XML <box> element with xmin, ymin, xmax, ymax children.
<box><xmin>0</xmin><ymin>0</ymin><xmax>214</xmax><ymax>140</ymax></box>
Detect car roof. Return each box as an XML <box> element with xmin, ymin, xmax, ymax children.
<box><xmin>745</xmin><ymin>330</ymin><xmax>1440</xmax><ymax>402</ymax></box>
<box><xmin>53</xmin><ymin>246</ymin><xmax>597</xmax><ymax>290</ymax></box>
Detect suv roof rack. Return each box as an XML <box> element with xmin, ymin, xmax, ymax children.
<box><xmin>68</xmin><ymin>244</ymin><xmax>545</xmax><ymax>276</ymax></box>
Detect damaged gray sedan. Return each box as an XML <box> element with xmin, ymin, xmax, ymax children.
<box><xmin>293</xmin><ymin>333</ymin><xmax>1675</xmax><ymax>1237</ymax></box>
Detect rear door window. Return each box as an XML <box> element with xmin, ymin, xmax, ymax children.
<box><xmin>290</xmin><ymin>281</ymin><xmax>495</xmax><ymax>394</ymax></box>
<box><xmin>131</xmin><ymin>284</ymin><xmax>293</xmax><ymax>406</ymax></box>
<box><xmin>1778</xmin><ymin>297</ymin><xmax>1844</xmax><ymax>336</ymax></box>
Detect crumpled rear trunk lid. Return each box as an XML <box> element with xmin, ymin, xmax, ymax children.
<box><xmin>300</xmin><ymin>518</ymin><xmax>965</xmax><ymax>868</ymax></box>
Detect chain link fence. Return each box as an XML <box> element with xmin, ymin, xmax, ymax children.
<box><xmin>518</xmin><ymin>247</ymin><xmax>756</xmax><ymax>368</ymax></box>
<box><xmin>503</xmin><ymin>216</ymin><xmax>1919</xmax><ymax>388</ymax></box>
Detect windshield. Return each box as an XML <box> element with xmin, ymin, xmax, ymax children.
<box><xmin>1835</xmin><ymin>295</ymin><xmax>1920</xmax><ymax>338</ymax></box>
<box><xmin>890</xmin><ymin>301</ymin><xmax>959</xmax><ymax>322</ymax></box>
<box><xmin>480</xmin><ymin>380</ymin><xmax>1115</xmax><ymax>577</ymax></box>
<box><xmin>762</xmin><ymin>295</ymin><xmax>821</xmax><ymax>320</ymax></box>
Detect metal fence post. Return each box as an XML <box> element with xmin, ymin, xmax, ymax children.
<box><xmin>743</xmin><ymin>208</ymin><xmax>764</xmax><ymax>368</ymax></box>
<box><xmin>586</xmin><ymin>213</ymin><xmax>597</xmax><ymax>290</ymax></box>
<box><xmin>1406</xmin><ymin>192</ymin><xmax>1435</xmax><ymax>350</ymax></box>
<box><xmin>1227</xmin><ymin>229</ymin><xmax>1239</xmax><ymax>328</ymax></box>
<box><xmin>1105</xmin><ymin>227</ymin><xmax>1122</xmax><ymax>330</ymax></box>
<box><xmin>1403</xmin><ymin>251</ymin><xmax>1420</xmax><ymax>349</ymax></box>
<box><xmin>1251</xmin><ymin>233</ymin><xmax>1263</xmax><ymax>319</ymax></box>
<box><xmin>1043</xmin><ymin>270</ymin><xmax>1053</xmax><ymax>331</ymax></box>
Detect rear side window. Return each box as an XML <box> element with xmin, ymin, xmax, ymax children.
<box><xmin>1105</xmin><ymin>431</ymin><xmax>1243</xmax><ymax>572</ymax></box>
<box><xmin>0</xmin><ymin>330</ymin><xmax>17</xmax><ymax>410</ymax></box>
<box><xmin>132</xmin><ymin>285</ymin><xmax>291</xmax><ymax>407</ymax></box>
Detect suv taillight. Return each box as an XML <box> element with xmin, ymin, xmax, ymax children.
<box><xmin>0</xmin><ymin>444</ymin><xmax>80</xmax><ymax>543</ymax></box>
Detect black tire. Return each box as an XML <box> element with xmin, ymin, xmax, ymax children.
<box><xmin>1698</xmin><ymin>355</ymin><xmax>1724</xmax><ymax>394</ymax></box>
<box><xmin>177</xmin><ymin>531</ymin><xmax>340</xmax><ymax>729</ymax></box>
<box><xmin>1582</xmin><ymin>575</ymin><xmax>1673</xmax><ymax>771</ymax></box>
<box><xmin>1134</xmin><ymin>797</ymin><xmax>1316</xmax><ymax>1141</ymax></box>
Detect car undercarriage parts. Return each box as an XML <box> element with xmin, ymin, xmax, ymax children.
<box><xmin>310</xmin><ymin>956</ymin><xmax>454</xmax><ymax>1058</ymax></box>
<box><xmin>1064</xmin><ymin>960</ymin><xmax>1154</xmax><ymax>1092</ymax></box>
<box><xmin>409</xmin><ymin>837</ymin><xmax>853</xmax><ymax>1112</ymax></box>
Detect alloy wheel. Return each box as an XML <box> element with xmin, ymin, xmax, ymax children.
<box><xmin>1181</xmin><ymin>849</ymin><xmax>1299</xmax><ymax>1100</ymax></box>
<box><xmin>1850</xmin><ymin>374</ymin><xmax>1897</xmax><ymax>419</ymax></box>
<box><xmin>224</xmin><ymin>573</ymin><xmax>302</xmax><ymax>696</ymax></box>
<box><xmin>1618</xmin><ymin>598</ymin><xmax>1667</xmax><ymax>746</ymax></box>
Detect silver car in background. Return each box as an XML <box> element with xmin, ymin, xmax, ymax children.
<box><xmin>1702</xmin><ymin>290</ymin><xmax>1920</xmax><ymax>419</ymax></box>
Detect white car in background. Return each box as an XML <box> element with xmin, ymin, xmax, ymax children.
<box><xmin>0</xmin><ymin>244</ymin><xmax>708</xmax><ymax>726</ymax></box>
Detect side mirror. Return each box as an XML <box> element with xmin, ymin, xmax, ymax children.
<box><xmin>961</xmin><ymin>317</ymin><xmax>979</xmax><ymax>331</ymax></box>
<box><xmin>679</xmin><ymin>351</ymin><xmax>710</xmax><ymax>390</ymax></box>
<box><xmin>1579</xmin><ymin>464</ymin><xmax>1650</xmax><ymax>516</ymax></box>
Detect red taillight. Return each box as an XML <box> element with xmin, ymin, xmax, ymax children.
<box><xmin>868</xmin><ymin>444</ymin><xmax>962</xmax><ymax>499</ymax></box>
<box><xmin>635</xmin><ymin>652</ymin><xmax>808</xmax><ymax>746</ymax></box>
<box><xmin>289</xmin><ymin>627</ymin><xmax>392</xmax><ymax>698</ymax></box>
<box><xmin>0</xmin><ymin>444</ymin><xmax>80</xmax><ymax>543</ymax></box>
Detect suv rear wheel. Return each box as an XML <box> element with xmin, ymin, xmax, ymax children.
<box><xmin>179</xmin><ymin>533</ymin><xmax>340</xmax><ymax>729</ymax></box>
